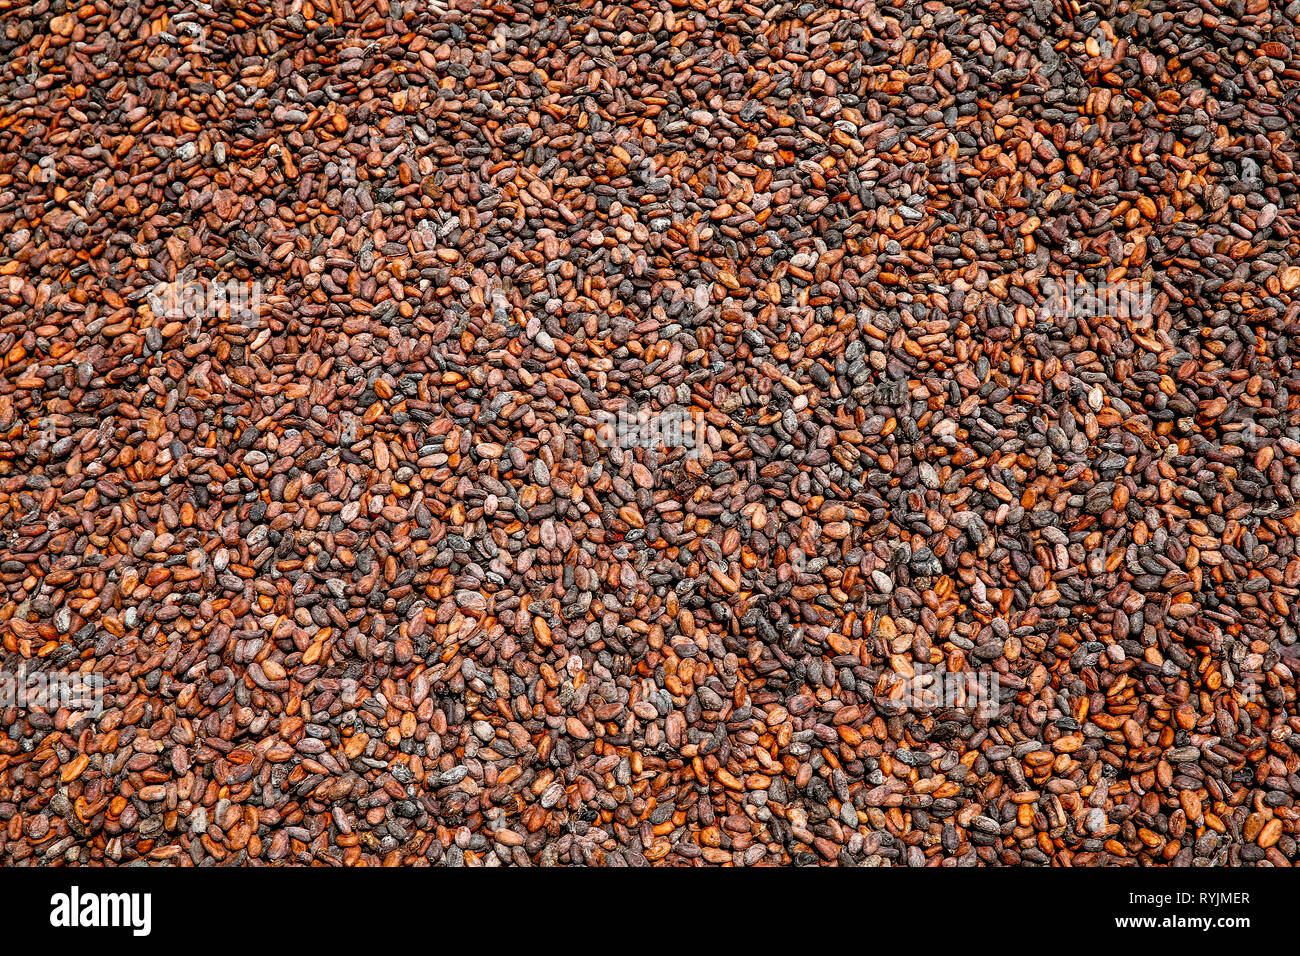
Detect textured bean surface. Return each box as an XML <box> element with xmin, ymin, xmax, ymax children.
<box><xmin>2</xmin><ymin>0</ymin><xmax>1300</xmax><ymax>866</ymax></box>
